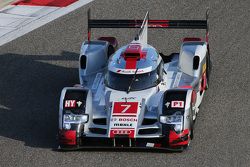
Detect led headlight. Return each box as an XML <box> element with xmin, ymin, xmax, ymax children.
<box><xmin>160</xmin><ymin>113</ymin><xmax>183</xmax><ymax>132</ymax></box>
<box><xmin>63</xmin><ymin>123</ymin><xmax>71</xmax><ymax>130</ymax></box>
<box><xmin>160</xmin><ymin>115</ymin><xmax>183</xmax><ymax>124</ymax></box>
<box><xmin>63</xmin><ymin>114</ymin><xmax>88</xmax><ymax>124</ymax></box>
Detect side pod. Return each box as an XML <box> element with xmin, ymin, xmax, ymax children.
<box><xmin>161</xmin><ymin>89</ymin><xmax>194</xmax><ymax>148</ymax></box>
<box><xmin>58</xmin><ymin>87</ymin><xmax>91</xmax><ymax>148</ymax></box>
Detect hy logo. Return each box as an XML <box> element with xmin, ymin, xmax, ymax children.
<box><xmin>64</xmin><ymin>100</ymin><xmax>82</xmax><ymax>108</ymax></box>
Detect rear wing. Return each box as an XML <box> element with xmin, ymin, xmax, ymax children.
<box><xmin>87</xmin><ymin>9</ymin><xmax>209</xmax><ymax>43</ymax></box>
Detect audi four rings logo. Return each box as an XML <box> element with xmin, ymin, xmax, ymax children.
<box><xmin>112</xmin><ymin>130</ymin><xmax>132</xmax><ymax>135</ymax></box>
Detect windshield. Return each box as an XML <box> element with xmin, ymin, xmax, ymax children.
<box><xmin>105</xmin><ymin>69</ymin><xmax>161</xmax><ymax>91</ymax></box>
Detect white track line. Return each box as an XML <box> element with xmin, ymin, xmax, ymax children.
<box><xmin>0</xmin><ymin>0</ymin><xmax>93</xmax><ymax>46</ymax></box>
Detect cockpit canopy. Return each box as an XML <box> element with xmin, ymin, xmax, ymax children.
<box><xmin>105</xmin><ymin>44</ymin><xmax>163</xmax><ymax>91</ymax></box>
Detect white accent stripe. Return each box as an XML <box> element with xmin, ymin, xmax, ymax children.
<box><xmin>0</xmin><ymin>0</ymin><xmax>93</xmax><ymax>46</ymax></box>
<box><xmin>172</xmin><ymin>72</ymin><xmax>182</xmax><ymax>88</ymax></box>
<box><xmin>164</xmin><ymin>63</ymin><xmax>169</xmax><ymax>72</ymax></box>
<box><xmin>91</xmin><ymin>73</ymin><xmax>102</xmax><ymax>90</ymax></box>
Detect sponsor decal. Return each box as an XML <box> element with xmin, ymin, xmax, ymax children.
<box><xmin>112</xmin><ymin>102</ymin><xmax>138</xmax><ymax>115</ymax></box>
<box><xmin>171</xmin><ymin>101</ymin><xmax>184</xmax><ymax>108</ymax></box>
<box><xmin>111</xmin><ymin>117</ymin><xmax>137</xmax><ymax>122</ymax></box>
<box><xmin>64</xmin><ymin>100</ymin><xmax>82</xmax><ymax>108</ymax></box>
<box><xmin>116</xmin><ymin>69</ymin><xmax>143</xmax><ymax>74</ymax></box>
<box><xmin>110</xmin><ymin>117</ymin><xmax>137</xmax><ymax>128</ymax></box>
<box><xmin>165</xmin><ymin>102</ymin><xmax>170</xmax><ymax>108</ymax></box>
<box><xmin>121</xmin><ymin>97</ymin><xmax>136</xmax><ymax>100</ymax></box>
<box><xmin>114</xmin><ymin>123</ymin><xmax>132</xmax><ymax>127</ymax></box>
<box><xmin>110</xmin><ymin>66</ymin><xmax>152</xmax><ymax>74</ymax></box>
<box><xmin>76</xmin><ymin>101</ymin><xmax>82</xmax><ymax>107</ymax></box>
<box><xmin>109</xmin><ymin>129</ymin><xmax>135</xmax><ymax>138</ymax></box>
<box><xmin>64</xmin><ymin>100</ymin><xmax>76</xmax><ymax>108</ymax></box>
<box><xmin>109</xmin><ymin>102</ymin><xmax>139</xmax><ymax>138</ymax></box>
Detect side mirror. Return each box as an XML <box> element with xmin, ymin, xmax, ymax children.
<box><xmin>193</xmin><ymin>56</ymin><xmax>200</xmax><ymax>70</ymax></box>
<box><xmin>80</xmin><ymin>55</ymin><xmax>87</xmax><ymax>69</ymax></box>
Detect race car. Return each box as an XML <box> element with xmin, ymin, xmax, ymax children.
<box><xmin>58</xmin><ymin>9</ymin><xmax>211</xmax><ymax>151</ymax></box>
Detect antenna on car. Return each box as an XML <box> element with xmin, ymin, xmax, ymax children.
<box><xmin>134</xmin><ymin>11</ymin><xmax>149</xmax><ymax>47</ymax></box>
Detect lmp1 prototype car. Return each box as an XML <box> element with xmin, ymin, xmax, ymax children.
<box><xmin>58</xmin><ymin>9</ymin><xmax>211</xmax><ymax>151</ymax></box>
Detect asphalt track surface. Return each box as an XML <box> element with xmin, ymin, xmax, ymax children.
<box><xmin>0</xmin><ymin>0</ymin><xmax>250</xmax><ymax>166</ymax></box>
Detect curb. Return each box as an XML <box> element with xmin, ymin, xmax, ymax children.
<box><xmin>0</xmin><ymin>0</ymin><xmax>93</xmax><ymax>46</ymax></box>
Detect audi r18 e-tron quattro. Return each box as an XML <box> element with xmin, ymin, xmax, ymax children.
<box><xmin>58</xmin><ymin>9</ymin><xmax>211</xmax><ymax>151</ymax></box>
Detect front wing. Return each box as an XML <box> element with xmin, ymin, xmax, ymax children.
<box><xmin>58</xmin><ymin>129</ymin><xmax>190</xmax><ymax>152</ymax></box>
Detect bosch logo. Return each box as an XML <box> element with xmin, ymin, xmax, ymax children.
<box><xmin>118</xmin><ymin>118</ymin><xmax>137</xmax><ymax>122</ymax></box>
<box><xmin>112</xmin><ymin>130</ymin><xmax>132</xmax><ymax>135</ymax></box>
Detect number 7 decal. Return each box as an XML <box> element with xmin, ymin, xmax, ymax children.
<box><xmin>121</xmin><ymin>104</ymin><xmax>131</xmax><ymax>113</ymax></box>
<box><xmin>113</xmin><ymin>102</ymin><xmax>138</xmax><ymax>114</ymax></box>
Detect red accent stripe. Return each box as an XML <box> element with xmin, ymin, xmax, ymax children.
<box><xmin>12</xmin><ymin>0</ymin><xmax>77</xmax><ymax>7</ymax></box>
<box><xmin>179</xmin><ymin>85</ymin><xmax>193</xmax><ymax>89</ymax></box>
<box><xmin>191</xmin><ymin>90</ymin><xmax>197</xmax><ymax>106</ymax></box>
<box><xmin>154</xmin><ymin>143</ymin><xmax>162</xmax><ymax>148</ymax></box>
<box><xmin>148</xmin><ymin>24</ymin><xmax>169</xmax><ymax>28</ymax></box>
<box><xmin>201</xmin><ymin>72</ymin><xmax>207</xmax><ymax>91</ymax></box>
<box><xmin>206</xmin><ymin>31</ymin><xmax>209</xmax><ymax>43</ymax></box>
<box><xmin>111</xmin><ymin>128</ymin><xmax>134</xmax><ymax>130</ymax></box>
<box><xmin>59</xmin><ymin>130</ymin><xmax>76</xmax><ymax>145</ymax></box>
<box><xmin>111</xmin><ymin>115</ymin><xmax>137</xmax><ymax>117</ymax></box>
<box><xmin>149</xmin><ymin>20</ymin><xmax>169</xmax><ymax>23</ymax></box>
<box><xmin>183</xmin><ymin>37</ymin><xmax>202</xmax><ymax>42</ymax></box>
<box><xmin>125</xmin><ymin>58</ymin><xmax>137</xmax><ymax>69</ymax></box>
<box><xmin>148</xmin><ymin>20</ymin><xmax>169</xmax><ymax>28</ymax></box>
<box><xmin>88</xmin><ymin>31</ymin><xmax>91</xmax><ymax>41</ymax></box>
<box><xmin>169</xmin><ymin>129</ymin><xmax>189</xmax><ymax>147</ymax></box>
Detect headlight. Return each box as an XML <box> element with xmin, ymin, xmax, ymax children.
<box><xmin>63</xmin><ymin>114</ymin><xmax>88</xmax><ymax>124</ymax></box>
<box><xmin>63</xmin><ymin>123</ymin><xmax>71</xmax><ymax>130</ymax></box>
<box><xmin>160</xmin><ymin>113</ymin><xmax>183</xmax><ymax>132</ymax></box>
<box><xmin>160</xmin><ymin>115</ymin><xmax>183</xmax><ymax>124</ymax></box>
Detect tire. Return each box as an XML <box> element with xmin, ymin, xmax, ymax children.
<box><xmin>190</xmin><ymin>101</ymin><xmax>195</xmax><ymax>140</ymax></box>
<box><xmin>182</xmin><ymin>127</ymin><xmax>193</xmax><ymax>150</ymax></box>
<box><xmin>183</xmin><ymin>111</ymin><xmax>194</xmax><ymax>150</ymax></box>
<box><xmin>190</xmin><ymin>123</ymin><xmax>194</xmax><ymax>140</ymax></box>
<box><xmin>107</xmin><ymin>45</ymin><xmax>115</xmax><ymax>57</ymax></box>
<box><xmin>191</xmin><ymin>99</ymin><xmax>197</xmax><ymax>122</ymax></box>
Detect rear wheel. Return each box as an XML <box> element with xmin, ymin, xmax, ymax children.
<box><xmin>107</xmin><ymin>45</ymin><xmax>115</xmax><ymax>57</ymax></box>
